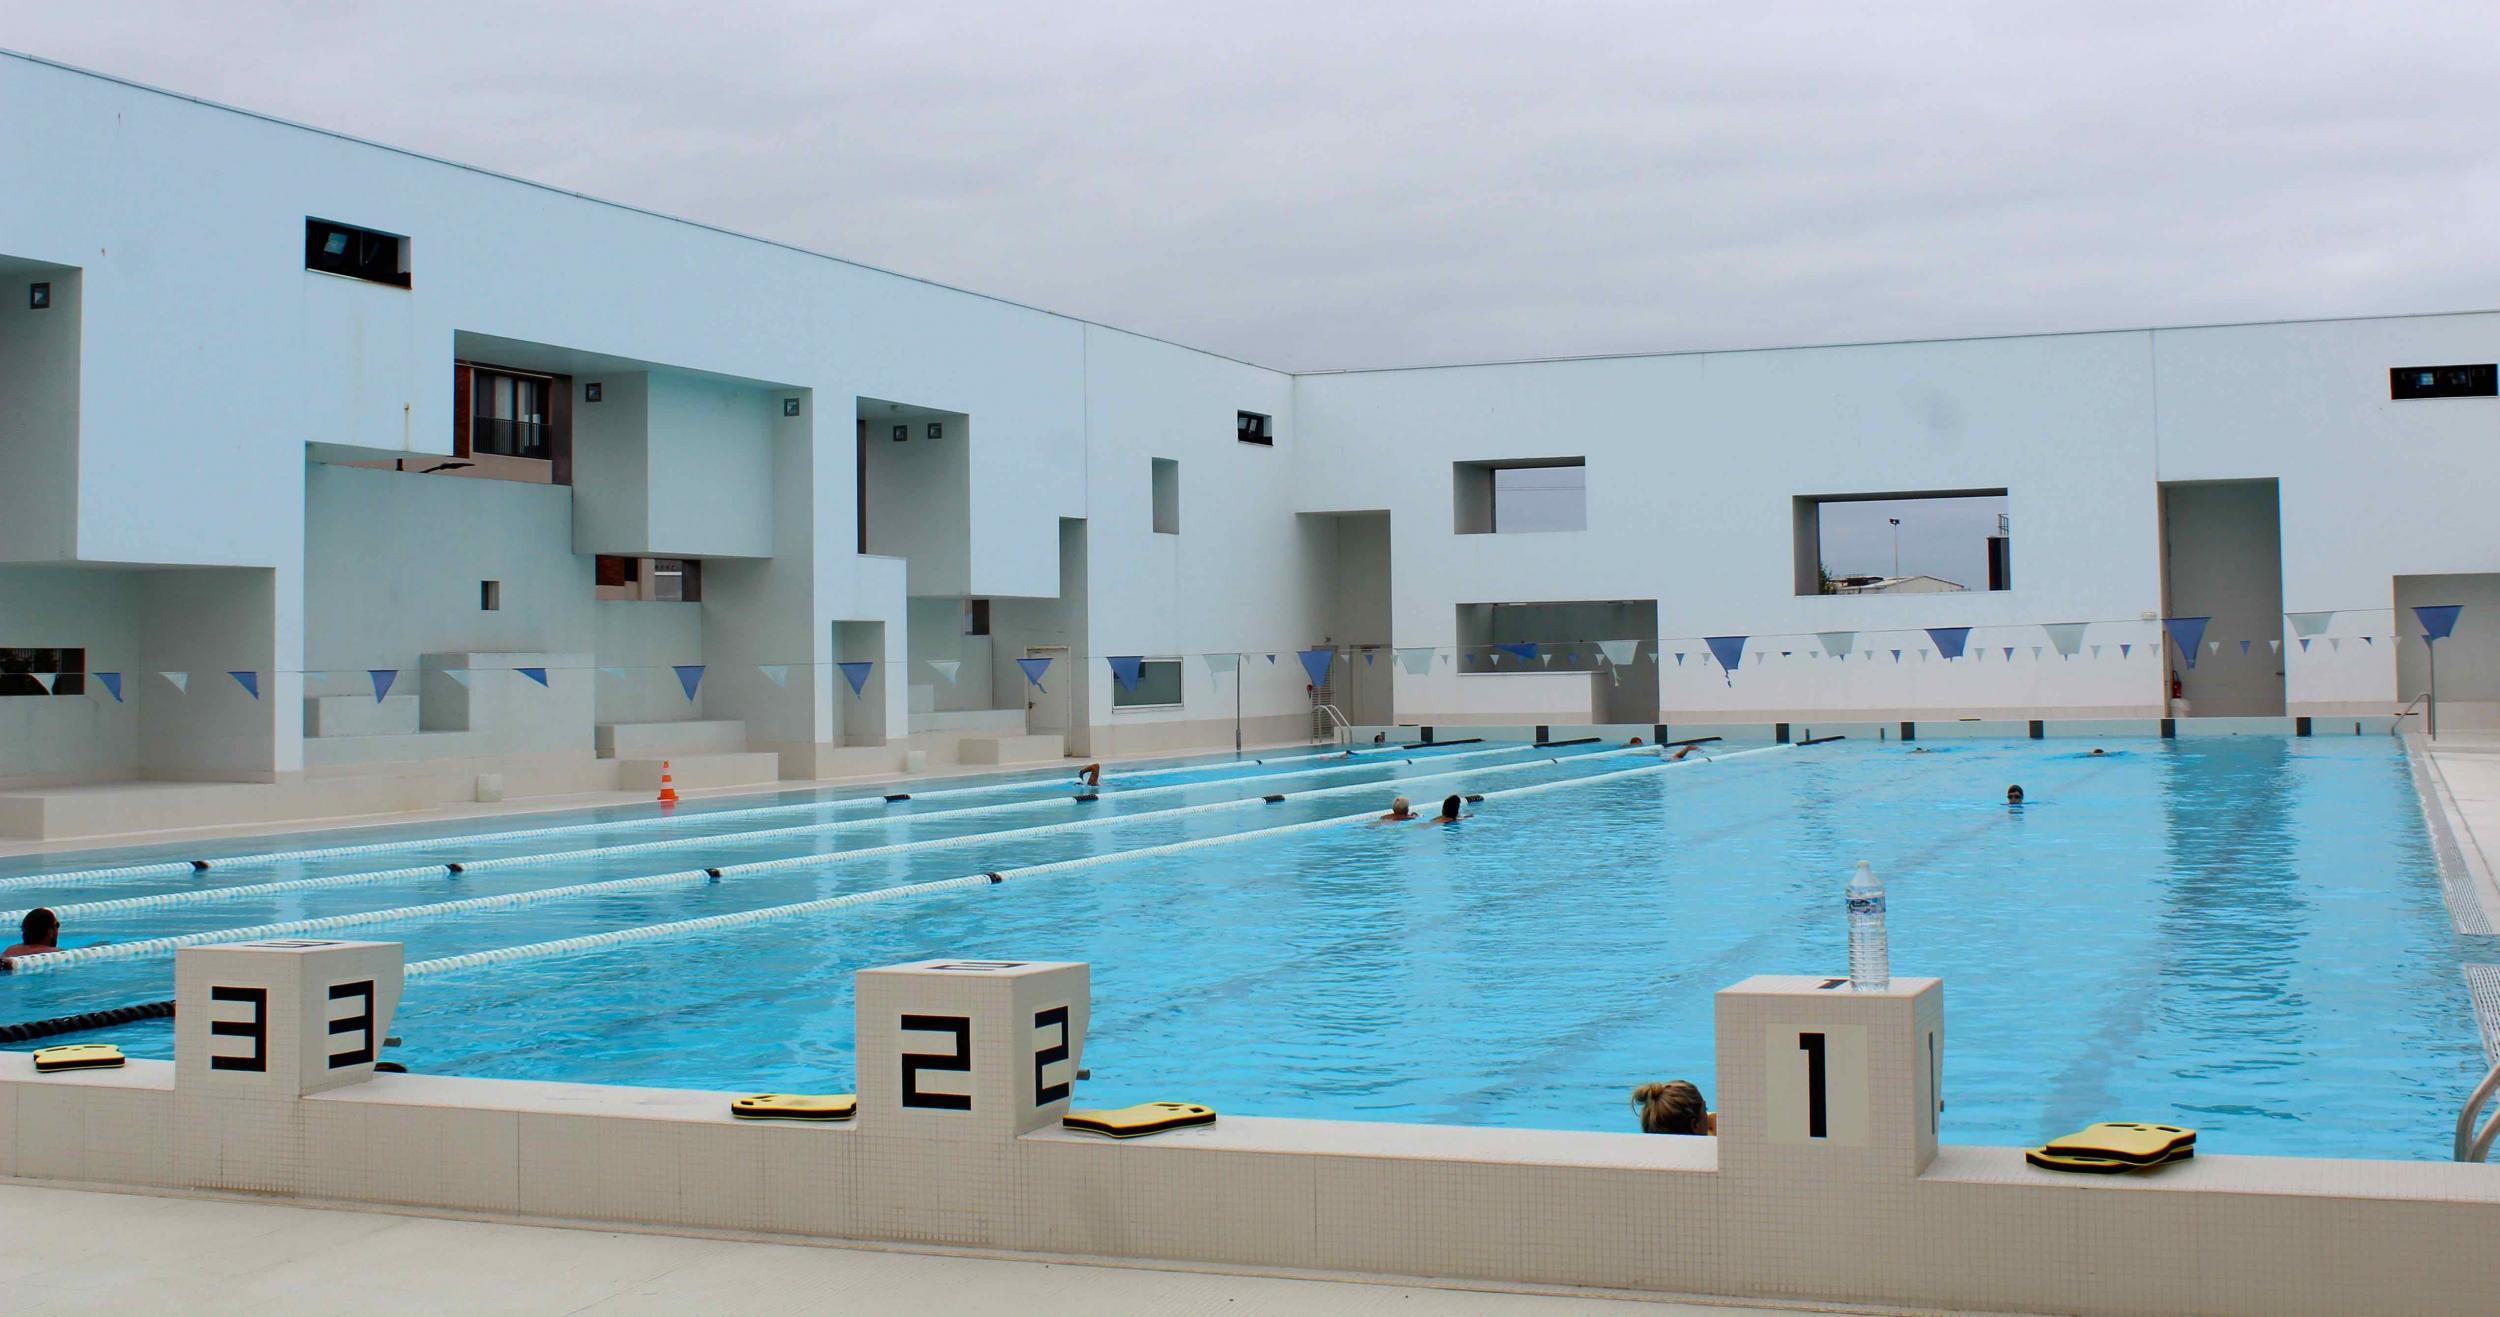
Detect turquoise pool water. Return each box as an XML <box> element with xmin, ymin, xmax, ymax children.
<box><xmin>1</xmin><ymin>735</ymin><xmax>2479</xmax><ymax>1160</ymax></box>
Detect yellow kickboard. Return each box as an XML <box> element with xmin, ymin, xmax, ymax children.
<box><xmin>31</xmin><ymin>1043</ymin><xmax>125</xmax><ymax>1073</ymax></box>
<box><xmin>730</xmin><ymin>1093</ymin><xmax>856</xmax><ymax>1121</ymax></box>
<box><xmin>2040</xmin><ymin>1122</ymin><xmax>2196</xmax><ymax>1165</ymax></box>
<box><xmin>2026</xmin><ymin>1144</ymin><xmax>2193</xmax><ymax>1175</ymax></box>
<box><xmin>1063</xmin><ymin>1101</ymin><xmax>1217</xmax><ymax>1139</ymax></box>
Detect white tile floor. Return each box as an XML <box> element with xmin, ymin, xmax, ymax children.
<box><xmin>0</xmin><ymin>1183</ymin><xmax>1842</xmax><ymax>1316</ymax></box>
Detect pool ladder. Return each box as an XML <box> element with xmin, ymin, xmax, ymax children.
<box><xmin>1312</xmin><ymin>702</ymin><xmax>1352</xmax><ymax>747</ymax></box>
<box><xmin>2455</xmin><ymin>1061</ymin><xmax>2500</xmax><ymax>1161</ymax></box>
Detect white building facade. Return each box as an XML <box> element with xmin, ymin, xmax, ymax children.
<box><xmin>4</xmin><ymin>52</ymin><xmax>2497</xmax><ymax>827</ymax></box>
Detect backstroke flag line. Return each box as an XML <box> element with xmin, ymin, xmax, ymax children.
<box><xmin>838</xmin><ymin>661</ymin><xmax>873</xmax><ymax>696</ymax></box>
<box><xmin>1016</xmin><ymin>656</ymin><xmax>1053</xmax><ymax>691</ymax></box>
<box><xmin>1298</xmin><ymin>648</ymin><xmax>1334</xmax><ymax>687</ymax></box>
<box><xmin>2163</xmin><ymin>617</ymin><xmax>2210</xmax><ymax>669</ymax></box>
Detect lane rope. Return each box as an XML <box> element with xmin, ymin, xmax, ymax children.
<box><xmin>1</xmin><ymin>742</ymin><xmax>1662</xmax><ymax>973</ymax></box>
<box><xmin>5</xmin><ymin>742</ymin><xmax>1590</xmax><ymax>921</ymax></box>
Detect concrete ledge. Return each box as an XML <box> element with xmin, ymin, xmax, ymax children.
<box><xmin>958</xmin><ymin>734</ymin><xmax>1066</xmax><ymax>765</ymax></box>
<box><xmin>303</xmin><ymin>693</ymin><xmax>419</xmax><ymax>738</ymax></box>
<box><xmin>597</xmin><ymin>719</ymin><xmax>748</xmax><ymax>758</ymax></box>
<box><xmin>615</xmin><ymin>753</ymin><xmax>781</xmax><ymax>790</ymax></box>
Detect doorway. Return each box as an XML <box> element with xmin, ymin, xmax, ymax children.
<box><xmin>1024</xmin><ymin>644</ymin><xmax>1070</xmax><ymax>736</ymax></box>
<box><xmin>2158</xmin><ymin>479</ymin><xmax>2286</xmax><ymax>717</ymax></box>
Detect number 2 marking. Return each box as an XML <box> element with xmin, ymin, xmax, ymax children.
<box><xmin>1032</xmin><ymin>1005</ymin><xmax>1071</xmax><ymax>1106</ymax></box>
<box><xmin>900</xmin><ymin>1014</ymin><xmax>972</xmax><ymax>1110</ymax></box>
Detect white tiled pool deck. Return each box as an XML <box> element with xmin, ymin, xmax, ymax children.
<box><xmin>0</xmin><ymin>1182</ymin><xmax>1834</xmax><ymax>1316</ymax></box>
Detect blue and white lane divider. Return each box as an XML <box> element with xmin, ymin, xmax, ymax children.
<box><xmin>0</xmin><ymin>739</ymin><xmax>1544</xmax><ymax>893</ymax></box>
<box><xmin>0</xmin><ymin>741</ymin><xmax>1591</xmax><ymax>919</ymax></box>
<box><xmin>1</xmin><ymin>742</ymin><xmax>1677</xmax><ymax>973</ymax></box>
<box><xmin>400</xmin><ymin>744</ymin><xmax>1795</xmax><ymax>979</ymax></box>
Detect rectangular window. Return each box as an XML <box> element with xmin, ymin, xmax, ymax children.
<box><xmin>650</xmin><ymin>558</ymin><xmax>702</xmax><ymax>603</ymax></box>
<box><xmin>1236</xmin><ymin>411</ymin><xmax>1272</xmax><ymax>446</ymax></box>
<box><xmin>1151</xmin><ymin>458</ymin><xmax>1180</xmax><ymax>534</ymax></box>
<box><xmin>1454</xmin><ymin>458</ymin><xmax>1586</xmax><ymax>533</ymax></box>
<box><xmin>0</xmin><ymin>647</ymin><xmax>85</xmax><ymax>697</ymax></box>
<box><xmin>469</xmin><ymin>368</ymin><xmax>552</xmax><ymax>460</ymax></box>
<box><xmin>1793</xmin><ymin>490</ymin><xmax>2010</xmax><ymax>596</ymax></box>
<box><xmin>964</xmin><ymin>599</ymin><xmax>991</xmax><ymax>636</ymax></box>
<box><xmin>1111</xmin><ymin>658</ymin><xmax>1184</xmax><ymax>708</ymax></box>
<box><xmin>2390</xmin><ymin>364</ymin><xmax>2497</xmax><ymax>399</ymax></box>
<box><xmin>480</xmin><ymin>580</ymin><xmax>501</xmax><ymax>611</ymax></box>
<box><xmin>304</xmin><ymin>217</ymin><xmax>410</xmax><ymax>288</ymax></box>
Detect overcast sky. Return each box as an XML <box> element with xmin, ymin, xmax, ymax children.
<box><xmin>7</xmin><ymin>2</ymin><xmax>2494</xmax><ymax>371</ymax></box>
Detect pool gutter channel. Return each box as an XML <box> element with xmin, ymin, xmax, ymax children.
<box><xmin>2403</xmin><ymin>734</ymin><xmax>2500</xmax><ymax>937</ymax></box>
<box><xmin>4</xmin><ymin>741</ymin><xmax>1683</xmax><ymax>976</ymax></box>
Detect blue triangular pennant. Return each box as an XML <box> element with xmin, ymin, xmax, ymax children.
<box><xmin>2162</xmin><ymin>616</ymin><xmax>2210</xmax><ymax>669</ymax></box>
<box><xmin>370</xmin><ymin>669</ymin><xmax>397</xmax><ymax>702</ymax></box>
<box><xmin>838</xmin><ymin>660</ymin><xmax>873</xmax><ymax>696</ymax></box>
<box><xmin>1298</xmin><ymin>647</ymin><xmax>1334</xmax><ymax>687</ymax></box>
<box><xmin>2298</xmin><ymin>637</ymin><xmax>2312</xmax><ymax>652</ymax></box>
<box><xmin>1891</xmin><ymin>649</ymin><xmax>1903</xmax><ymax>663</ymax></box>
<box><xmin>228</xmin><ymin>670</ymin><xmax>260</xmax><ymax>699</ymax></box>
<box><xmin>2119</xmin><ymin>644</ymin><xmax>2133</xmax><ymax>659</ymax></box>
<box><xmin>1107</xmin><ymin>655</ymin><xmax>1145</xmax><ymax>691</ymax></box>
<box><xmin>1673</xmin><ymin>652</ymin><xmax>1685</xmax><ymax>666</ymax></box>
<box><xmin>2002</xmin><ymin>647</ymin><xmax>2015</xmax><ymax>661</ymax></box>
<box><xmin>516</xmin><ymin>666</ymin><xmax>549</xmax><ymax>687</ymax></box>
<box><xmin>673</xmin><ymin>664</ymin><xmax>704</xmax><ymax>700</ymax></box>
<box><xmin>1925</xmin><ymin>627</ymin><xmax>1971</xmax><ymax>661</ymax></box>
<box><xmin>1703</xmin><ymin>636</ymin><xmax>1747</xmax><ymax>673</ymax></box>
<box><xmin>1494</xmin><ymin>642</ymin><xmax>1539</xmax><ymax>664</ymax></box>
<box><xmin>2239</xmin><ymin>639</ymin><xmax>2251</xmax><ymax>655</ymax></box>
<box><xmin>1363</xmin><ymin>651</ymin><xmax>1375</xmax><ymax>666</ymax></box>
<box><xmin>1017</xmin><ymin>656</ymin><xmax>1054</xmax><ymax>690</ymax></box>
<box><xmin>2416</xmin><ymin>604</ymin><xmax>2464</xmax><ymax>643</ymax></box>
<box><xmin>96</xmin><ymin>671</ymin><xmax>122</xmax><ymax>702</ymax></box>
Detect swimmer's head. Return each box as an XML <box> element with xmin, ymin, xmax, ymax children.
<box><xmin>2006</xmin><ymin>784</ymin><xmax>2026</xmax><ymax>804</ymax></box>
<box><xmin>1390</xmin><ymin>797</ymin><xmax>1410</xmax><ymax>813</ymax></box>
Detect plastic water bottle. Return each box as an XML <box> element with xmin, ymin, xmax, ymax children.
<box><xmin>1846</xmin><ymin>859</ymin><xmax>1889</xmax><ymax>992</ymax></box>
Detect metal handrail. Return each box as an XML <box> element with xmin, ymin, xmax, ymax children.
<box><xmin>2395</xmin><ymin>691</ymin><xmax>2429</xmax><ymax>735</ymax></box>
<box><xmin>2456</xmin><ymin>1059</ymin><xmax>2500</xmax><ymax>1160</ymax></box>
<box><xmin>1312</xmin><ymin>703</ymin><xmax>1352</xmax><ymax>747</ymax></box>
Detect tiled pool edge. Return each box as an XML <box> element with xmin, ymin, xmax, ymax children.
<box><xmin>2406</xmin><ymin>735</ymin><xmax>2500</xmax><ymax>936</ymax></box>
<box><xmin>6</xmin><ymin>962</ymin><xmax>2500</xmax><ymax>1315</ymax></box>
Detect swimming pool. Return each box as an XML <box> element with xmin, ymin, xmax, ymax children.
<box><xmin>1</xmin><ymin>735</ymin><xmax>2480</xmax><ymax>1160</ymax></box>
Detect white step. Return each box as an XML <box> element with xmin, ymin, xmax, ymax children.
<box><xmin>957</xmin><ymin>733</ymin><xmax>1066</xmax><ymax>766</ymax></box>
<box><xmin>907</xmin><ymin>707</ymin><xmax>1027</xmax><ymax>735</ymax></box>
<box><xmin>597</xmin><ymin>719</ymin><xmax>748</xmax><ymax>759</ymax></box>
<box><xmin>615</xmin><ymin>752</ymin><xmax>782</xmax><ymax>791</ymax></box>
<box><xmin>303</xmin><ymin>694</ymin><xmax>419</xmax><ymax>738</ymax></box>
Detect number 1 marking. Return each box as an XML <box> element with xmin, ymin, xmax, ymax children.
<box><xmin>1799</xmin><ymin>1032</ymin><xmax>1828</xmax><ymax>1139</ymax></box>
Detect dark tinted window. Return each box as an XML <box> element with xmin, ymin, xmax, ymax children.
<box><xmin>304</xmin><ymin>218</ymin><xmax>409</xmax><ymax>288</ymax></box>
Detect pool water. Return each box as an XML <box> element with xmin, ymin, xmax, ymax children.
<box><xmin>2</xmin><ymin>736</ymin><xmax>2480</xmax><ymax>1160</ymax></box>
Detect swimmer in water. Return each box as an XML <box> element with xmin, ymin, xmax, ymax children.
<box><xmin>1628</xmin><ymin>736</ymin><xmax>1644</xmax><ymax>747</ymax></box>
<box><xmin>2089</xmin><ymin>748</ymin><xmax>2107</xmax><ymax>757</ymax></box>
<box><xmin>1076</xmin><ymin>763</ymin><xmax>1101</xmax><ymax>788</ymax></box>
<box><xmin>1418</xmin><ymin>793</ymin><xmax>1470</xmax><ymax>824</ymax></box>
<box><xmin>1375</xmin><ymin>796</ymin><xmax>1417</xmax><ymax>823</ymax></box>
<box><xmin>2006</xmin><ymin>784</ymin><xmax>2025</xmax><ymax>805</ymax></box>
<box><xmin>1670</xmin><ymin>744</ymin><xmax>1696</xmax><ymax>761</ymax></box>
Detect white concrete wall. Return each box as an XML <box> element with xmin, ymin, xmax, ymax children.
<box><xmin>645</xmin><ymin>373</ymin><xmax>775</xmax><ymax>560</ymax></box>
<box><xmin>0</xmin><ymin>264</ymin><xmax>80</xmax><ymax>562</ymax></box>
<box><xmin>0</xmin><ymin>566</ymin><xmax>140</xmax><ymax>783</ymax></box>
<box><xmin>863</xmin><ymin>416</ymin><xmax>971</xmax><ymax>597</ymax></box>
<box><xmin>10</xmin><ymin>49</ymin><xmax>2500</xmax><ymax>789</ymax></box>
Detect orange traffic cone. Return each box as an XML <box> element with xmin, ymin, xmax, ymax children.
<box><xmin>657</xmin><ymin>759</ymin><xmax>680</xmax><ymax>806</ymax></box>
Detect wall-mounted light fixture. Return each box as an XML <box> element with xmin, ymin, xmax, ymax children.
<box><xmin>28</xmin><ymin>282</ymin><xmax>50</xmax><ymax>310</ymax></box>
<box><xmin>927</xmin><ymin>421</ymin><xmax>944</xmax><ymax>440</ymax></box>
<box><xmin>584</xmin><ymin>382</ymin><xmax>603</xmax><ymax>403</ymax></box>
<box><xmin>891</xmin><ymin>424</ymin><xmax>909</xmax><ymax>442</ymax></box>
<box><xmin>783</xmin><ymin>397</ymin><xmax>801</xmax><ymax>417</ymax></box>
